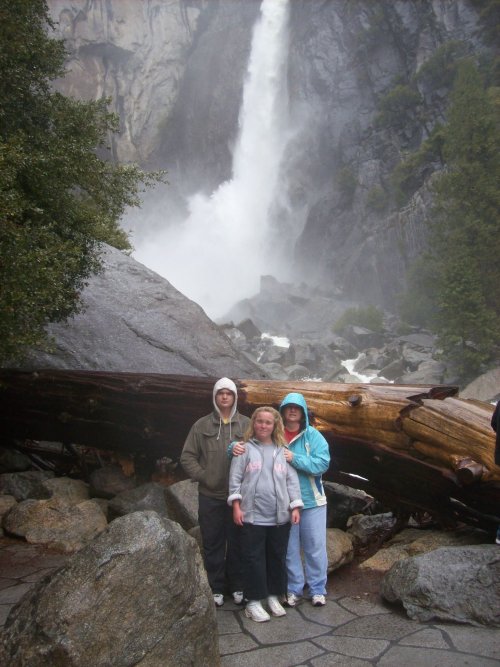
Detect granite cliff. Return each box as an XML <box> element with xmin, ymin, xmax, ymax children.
<box><xmin>47</xmin><ymin>0</ymin><xmax>488</xmax><ymax>313</ymax></box>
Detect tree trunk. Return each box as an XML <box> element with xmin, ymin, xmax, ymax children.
<box><xmin>0</xmin><ymin>369</ymin><xmax>498</xmax><ymax>530</ymax></box>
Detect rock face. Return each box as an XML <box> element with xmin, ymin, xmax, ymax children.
<box><xmin>47</xmin><ymin>0</ymin><xmax>486</xmax><ymax>313</ymax></box>
<box><xmin>1</xmin><ymin>511</ymin><xmax>219</xmax><ymax>666</ymax></box>
<box><xmin>381</xmin><ymin>545</ymin><xmax>500</xmax><ymax>627</ymax></box>
<box><xmin>15</xmin><ymin>245</ymin><xmax>267</xmax><ymax>377</ymax></box>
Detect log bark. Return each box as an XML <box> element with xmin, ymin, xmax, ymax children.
<box><xmin>0</xmin><ymin>369</ymin><xmax>498</xmax><ymax>530</ymax></box>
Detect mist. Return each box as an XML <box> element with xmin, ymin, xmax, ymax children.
<box><xmin>130</xmin><ymin>0</ymin><xmax>294</xmax><ymax>320</ymax></box>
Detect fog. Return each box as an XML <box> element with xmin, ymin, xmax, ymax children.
<box><xmin>129</xmin><ymin>0</ymin><xmax>295</xmax><ymax>320</ymax></box>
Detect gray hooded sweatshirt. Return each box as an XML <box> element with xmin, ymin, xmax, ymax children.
<box><xmin>228</xmin><ymin>438</ymin><xmax>303</xmax><ymax>525</ymax></box>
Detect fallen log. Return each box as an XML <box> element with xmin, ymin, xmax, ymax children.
<box><xmin>0</xmin><ymin>369</ymin><xmax>498</xmax><ymax>531</ymax></box>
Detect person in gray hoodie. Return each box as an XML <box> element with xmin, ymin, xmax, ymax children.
<box><xmin>228</xmin><ymin>406</ymin><xmax>303</xmax><ymax>622</ymax></box>
<box><xmin>180</xmin><ymin>377</ymin><xmax>250</xmax><ymax>607</ymax></box>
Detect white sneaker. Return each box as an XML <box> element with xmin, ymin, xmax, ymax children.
<box><xmin>232</xmin><ymin>591</ymin><xmax>244</xmax><ymax>605</ymax></box>
<box><xmin>213</xmin><ymin>593</ymin><xmax>224</xmax><ymax>607</ymax></box>
<box><xmin>244</xmin><ymin>600</ymin><xmax>270</xmax><ymax>622</ymax></box>
<box><xmin>312</xmin><ymin>594</ymin><xmax>326</xmax><ymax>607</ymax></box>
<box><xmin>284</xmin><ymin>592</ymin><xmax>301</xmax><ymax>607</ymax></box>
<box><xmin>267</xmin><ymin>595</ymin><xmax>286</xmax><ymax>617</ymax></box>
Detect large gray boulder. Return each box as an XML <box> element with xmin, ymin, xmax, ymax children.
<box><xmin>381</xmin><ymin>545</ymin><xmax>500</xmax><ymax>627</ymax></box>
<box><xmin>15</xmin><ymin>245</ymin><xmax>267</xmax><ymax>378</ymax></box>
<box><xmin>1</xmin><ymin>511</ymin><xmax>219</xmax><ymax>666</ymax></box>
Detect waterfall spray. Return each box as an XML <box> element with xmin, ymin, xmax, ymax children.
<box><xmin>134</xmin><ymin>0</ymin><xmax>291</xmax><ymax>319</ymax></box>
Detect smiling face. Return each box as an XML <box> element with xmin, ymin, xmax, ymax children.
<box><xmin>252</xmin><ymin>410</ymin><xmax>276</xmax><ymax>444</ymax></box>
<box><xmin>281</xmin><ymin>404</ymin><xmax>303</xmax><ymax>431</ymax></box>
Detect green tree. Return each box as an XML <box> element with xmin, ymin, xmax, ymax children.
<box><xmin>0</xmin><ymin>0</ymin><xmax>162</xmax><ymax>363</ymax></box>
<box><xmin>404</xmin><ymin>59</ymin><xmax>500</xmax><ymax>378</ymax></box>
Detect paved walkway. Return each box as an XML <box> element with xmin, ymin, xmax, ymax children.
<box><xmin>1</xmin><ymin>536</ymin><xmax>499</xmax><ymax>666</ymax></box>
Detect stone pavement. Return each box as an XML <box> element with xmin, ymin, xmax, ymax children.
<box><xmin>1</xmin><ymin>536</ymin><xmax>499</xmax><ymax>666</ymax></box>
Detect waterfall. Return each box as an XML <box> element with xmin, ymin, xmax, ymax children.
<box><xmin>133</xmin><ymin>0</ymin><xmax>291</xmax><ymax>319</ymax></box>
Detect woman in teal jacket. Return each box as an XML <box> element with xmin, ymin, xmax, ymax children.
<box><xmin>279</xmin><ymin>392</ymin><xmax>330</xmax><ymax>607</ymax></box>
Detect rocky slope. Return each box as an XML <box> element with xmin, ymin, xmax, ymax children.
<box><xmin>14</xmin><ymin>245</ymin><xmax>268</xmax><ymax>378</ymax></box>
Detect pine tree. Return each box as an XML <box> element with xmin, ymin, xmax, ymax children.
<box><xmin>428</xmin><ymin>59</ymin><xmax>500</xmax><ymax>377</ymax></box>
<box><xmin>0</xmin><ymin>0</ymin><xmax>162</xmax><ymax>363</ymax></box>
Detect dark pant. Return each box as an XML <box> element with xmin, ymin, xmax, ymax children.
<box><xmin>240</xmin><ymin>522</ymin><xmax>291</xmax><ymax>601</ymax></box>
<box><xmin>198</xmin><ymin>493</ymin><xmax>243</xmax><ymax>594</ymax></box>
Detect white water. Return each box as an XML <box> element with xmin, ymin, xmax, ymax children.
<box><xmin>342</xmin><ymin>355</ymin><xmax>393</xmax><ymax>384</ymax></box>
<box><xmin>133</xmin><ymin>0</ymin><xmax>291</xmax><ymax>319</ymax></box>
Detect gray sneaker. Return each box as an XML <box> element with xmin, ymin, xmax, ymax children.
<box><xmin>245</xmin><ymin>600</ymin><xmax>271</xmax><ymax>622</ymax></box>
<box><xmin>232</xmin><ymin>591</ymin><xmax>244</xmax><ymax>605</ymax></box>
<box><xmin>284</xmin><ymin>592</ymin><xmax>301</xmax><ymax>607</ymax></box>
<box><xmin>267</xmin><ymin>595</ymin><xmax>286</xmax><ymax>617</ymax></box>
<box><xmin>312</xmin><ymin>594</ymin><xmax>326</xmax><ymax>607</ymax></box>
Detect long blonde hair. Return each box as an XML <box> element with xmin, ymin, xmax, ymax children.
<box><xmin>244</xmin><ymin>406</ymin><xmax>286</xmax><ymax>446</ymax></box>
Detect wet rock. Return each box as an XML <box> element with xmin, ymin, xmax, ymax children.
<box><xmin>1</xmin><ymin>511</ymin><xmax>219</xmax><ymax>666</ymax></box>
<box><xmin>381</xmin><ymin>545</ymin><xmax>500</xmax><ymax>627</ymax></box>
<box><xmin>397</xmin><ymin>360</ymin><xmax>446</xmax><ymax>384</ymax></box>
<box><xmin>14</xmin><ymin>245</ymin><xmax>268</xmax><ymax>379</ymax></box>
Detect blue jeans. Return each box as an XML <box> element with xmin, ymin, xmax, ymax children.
<box><xmin>286</xmin><ymin>504</ymin><xmax>327</xmax><ymax>597</ymax></box>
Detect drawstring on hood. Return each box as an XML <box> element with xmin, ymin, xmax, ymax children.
<box><xmin>213</xmin><ymin>377</ymin><xmax>238</xmax><ymax>441</ymax></box>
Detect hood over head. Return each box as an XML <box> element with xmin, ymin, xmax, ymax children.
<box><xmin>213</xmin><ymin>377</ymin><xmax>238</xmax><ymax>421</ymax></box>
<box><xmin>279</xmin><ymin>392</ymin><xmax>309</xmax><ymax>430</ymax></box>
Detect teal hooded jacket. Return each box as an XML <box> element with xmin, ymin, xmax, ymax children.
<box><xmin>279</xmin><ymin>392</ymin><xmax>331</xmax><ymax>510</ymax></box>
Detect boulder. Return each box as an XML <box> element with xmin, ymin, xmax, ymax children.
<box><xmin>461</xmin><ymin>367</ymin><xmax>500</xmax><ymax>402</ymax></box>
<box><xmin>0</xmin><ymin>446</ymin><xmax>32</xmax><ymax>473</ymax></box>
<box><xmin>13</xmin><ymin>244</ymin><xmax>268</xmax><ymax>378</ymax></box>
<box><xmin>164</xmin><ymin>479</ymin><xmax>199</xmax><ymax>531</ymax></box>
<box><xmin>397</xmin><ymin>360</ymin><xmax>446</xmax><ymax>384</ymax></box>
<box><xmin>3</xmin><ymin>496</ymin><xmax>107</xmax><ymax>552</ymax></box>
<box><xmin>0</xmin><ymin>495</ymin><xmax>17</xmax><ymax>534</ymax></box>
<box><xmin>359</xmin><ymin>526</ymin><xmax>489</xmax><ymax>573</ymax></box>
<box><xmin>108</xmin><ymin>482</ymin><xmax>169</xmax><ymax>519</ymax></box>
<box><xmin>326</xmin><ymin>528</ymin><xmax>354</xmax><ymax>572</ymax></box>
<box><xmin>346</xmin><ymin>512</ymin><xmax>397</xmax><ymax>546</ymax></box>
<box><xmin>1</xmin><ymin>511</ymin><xmax>219</xmax><ymax>666</ymax></box>
<box><xmin>381</xmin><ymin>545</ymin><xmax>500</xmax><ymax>627</ymax></box>
<box><xmin>0</xmin><ymin>471</ymin><xmax>54</xmax><ymax>501</ymax></box>
<box><xmin>324</xmin><ymin>482</ymin><xmax>378</xmax><ymax>529</ymax></box>
<box><xmin>89</xmin><ymin>464</ymin><xmax>137</xmax><ymax>499</ymax></box>
<box><xmin>43</xmin><ymin>477</ymin><xmax>90</xmax><ymax>505</ymax></box>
